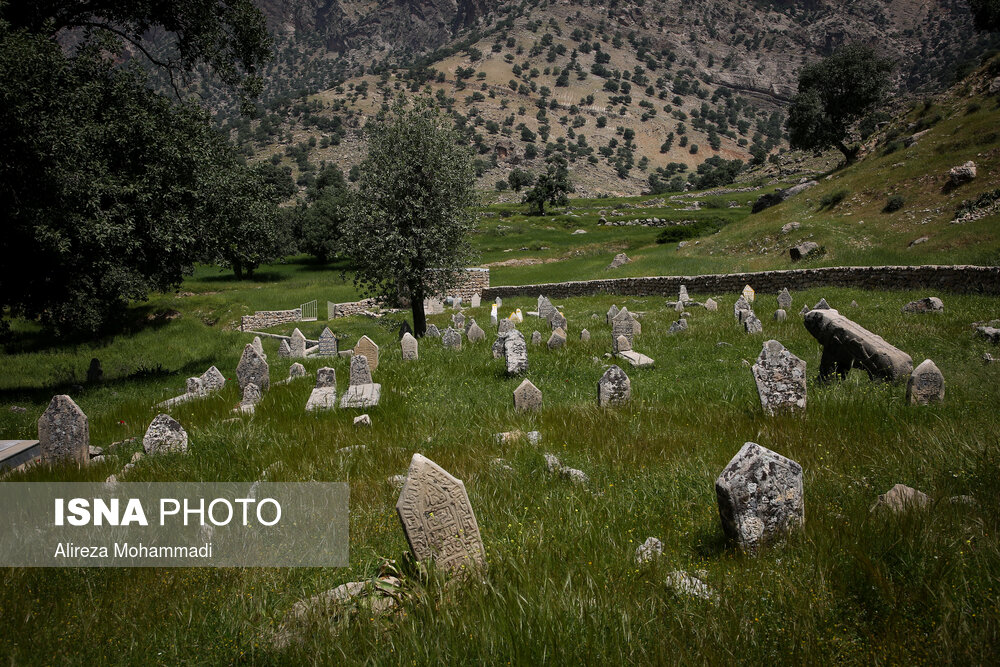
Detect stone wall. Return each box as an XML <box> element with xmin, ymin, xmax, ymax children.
<box><xmin>440</xmin><ymin>268</ymin><xmax>490</xmax><ymax>300</ymax></box>
<box><xmin>328</xmin><ymin>298</ymin><xmax>381</xmax><ymax>318</ymax></box>
<box><xmin>481</xmin><ymin>266</ymin><xmax>1000</xmax><ymax>300</ymax></box>
<box><xmin>240</xmin><ymin>309</ymin><xmax>301</xmax><ymax>332</ymax></box>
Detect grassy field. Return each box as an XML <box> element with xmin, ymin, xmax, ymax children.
<box><xmin>2</xmin><ymin>270</ymin><xmax>1000</xmax><ymax>663</ymax></box>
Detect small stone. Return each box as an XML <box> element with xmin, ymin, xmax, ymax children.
<box><xmin>616</xmin><ymin>335</ymin><xmax>632</xmax><ymax>352</ymax></box>
<box><xmin>909</xmin><ymin>236</ymin><xmax>929</xmax><ymax>247</ymax></box>
<box><xmin>547</xmin><ymin>328</ymin><xmax>567</xmax><ymax>350</ymax></box>
<box><xmin>901</xmin><ymin>297</ymin><xmax>943</xmax><ymax>314</ymax></box>
<box><xmin>789</xmin><ymin>242</ymin><xmax>819</xmax><ymax>261</ymax></box>
<box><xmin>143</xmin><ymin>414</ymin><xmax>188</xmax><ymax>455</ymax></box>
<box><xmin>531</xmin><ymin>330</ymin><xmax>542</xmax><ymax>346</ymax></box>
<box><xmin>354</xmin><ymin>414</ymin><xmax>372</xmax><ymax>428</ymax></box>
<box><xmin>665</xmin><ymin>571</ymin><xmax>716</xmax><ymax>601</ymax></box>
<box><xmin>609</xmin><ymin>252</ymin><xmax>631</xmax><ymax>269</ymax></box>
<box><xmin>580</xmin><ymin>329</ymin><xmax>591</xmax><ymax>342</ymax></box>
<box><xmin>668</xmin><ymin>319</ymin><xmax>688</xmax><ymax>334</ymax></box>
<box><xmin>871</xmin><ymin>484</ymin><xmax>931</xmax><ymax>513</ymax></box>
<box><xmin>635</xmin><ymin>537</ymin><xmax>662</xmax><ymax>563</ymax></box>
<box><xmin>781</xmin><ymin>222</ymin><xmax>801</xmax><ymax>234</ymax></box>
<box><xmin>906</xmin><ymin>359</ymin><xmax>944</xmax><ymax>405</ymax></box>
<box><xmin>948</xmin><ymin>161</ymin><xmax>977</xmax><ymax>186</ymax></box>
<box><xmin>704</xmin><ymin>298</ymin><xmax>718</xmax><ymax>312</ymax></box>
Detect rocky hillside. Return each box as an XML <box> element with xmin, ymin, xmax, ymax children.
<box><xmin>205</xmin><ymin>0</ymin><xmax>999</xmax><ymax>197</ymax></box>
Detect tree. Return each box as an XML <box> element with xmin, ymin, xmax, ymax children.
<box><xmin>341</xmin><ymin>101</ymin><xmax>477</xmax><ymax>337</ymax></box>
<box><xmin>301</xmin><ymin>166</ymin><xmax>352</xmax><ymax>263</ymax></box>
<box><xmin>787</xmin><ymin>45</ymin><xmax>894</xmax><ymax>163</ymax></box>
<box><xmin>523</xmin><ymin>156</ymin><xmax>573</xmax><ymax>215</ymax></box>
<box><xmin>970</xmin><ymin>0</ymin><xmax>1000</xmax><ymax>31</ymax></box>
<box><xmin>507</xmin><ymin>168</ymin><xmax>536</xmax><ymax>192</ymax></box>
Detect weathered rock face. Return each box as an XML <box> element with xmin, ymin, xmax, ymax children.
<box><xmin>751</xmin><ymin>181</ymin><xmax>816</xmax><ymax>213</ymax></box>
<box><xmin>598</xmin><ymin>365</ymin><xmax>631</xmax><ymax>406</ymax></box>
<box><xmin>804</xmin><ymin>308</ymin><xmax>913</xmax><ymax>383</ymax></box>
<box><xmin>901</xmin><ymin>297</ymin><xmax>944</xmax><ymax>313</ymax></box>
<box><xmin>504</xmin><ymin>330</ymin><xmax>529</xmax><ymax>375</ymax></box>
<box><xmin>906</xmin><ymin>359</ymin><xmax>944</xmax><ymax>405</ymax></box>
<box><xmin>143</xmin><ymin>414</ymin><xmax>188</xmax><ymax>455</ymax></box>
<box><xmin>349</xmin><ymin>355</ymin><xmax>373</xmax><ymax>386</ymax></box>
<box><xmin>513</xmin><ymin>379</ymin><xmax>542</xmax><ymax>412</ymax></box>
<box><xmin>948</xmin><ymin>160</ymin><xmax>977</xmax><ymax>185</ymax></box>
<box><xmin>354</xmin><ymin>336</ymin><xmax>379</xmax><ymax>373</ymax></box>
<box><xmin>789</xmin><ymin>242</ymin><xmax>819</xmax><ymax>261</ymax></box>
<box><xmin>37</xmin><ymin>395</ymin><xmax>89</xmax><ymax>465</ymax></box>
<box><xmin>401</xmin><ymin>332</ymin><xmax>418</xmax><ymax>360</ymax></box>
<box><xmin>442</xmin><ymin>327</ymin><xmax>462</xmax><ymax>350</ymax></box>
<box><xmin>609</xmin><ymin>252</ymin><xmax>631</xmax><ymax>269</ymax></box>
<box><xmin>237</xmin><ymin>344</ymin><xmax>270</xmax><ymax>393</ymax></box>
<box><xmin>781</xmin><ymin>222</ymin><xmax>801</xmax><ymax>234</ymax></box>
<box><xmin>752</xmin><ymin>340</ymin><xmax>807</xmax><ymax>415</ymax></box>
<box><xmin>871</xmin><ymin>484</ymin><xmax>932</xmax><ymax>513</ymax></box>
<box><xmin>715</xmin><ymin>442</ymin><xmax>804</xmax><ymax>551</ymax></box>
<box><xmin>395</xmin><ymin>453</ymin><xmax>484</xmax><ymax>575</ymax></box>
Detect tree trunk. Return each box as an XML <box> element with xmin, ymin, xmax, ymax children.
<box><xmin>836</xmin><ymin>140</ymin><xmax>859</xmax><ymax>164</ymax></box>
<box><xmin>411</xmin><ymin>286</ymin><xmax>427</xmax><ymax>337</ymax></box>
<box><xmin>233</xmin><ymin>259</ymin><xmax>244</xmax><ymax>280</ymax></box>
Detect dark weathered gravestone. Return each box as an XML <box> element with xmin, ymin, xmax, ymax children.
<box><xmin>906</xmin><ymin>359</ymin><xmax>944</xmax><ymax>405</ymax></box>
<box><xmin>804</xmin><ymin>309</ymin><xmax>912</xmax><ymax>383</ymax></box>
<box><xmin>200</xmin><ymin>366</ymin><xmax>226</xmax><ymax>393</ymax></box>
<box><xmin>442</xmin><ymin>327</ymin><xmax>462</xmax><ymax>350</ymax></box>
<box><xmin>316</xmin><ymin>367</ymin><xmax>336</xmax><ymax>389</ymax></box>
<box><xmin>537</xmin><ymin>295</ymin><xmax>556</xmax><ymax>321</ymax></box>
<box><xmin>598</xmin><ymin>366</ymin><xmax>630</xmax><ymax>406</ymax></box>
<box><xmin>86</xmin><ymin>358</ymin><xmax>103</xmax><ymax>384</ymax></box>
<box><xmin>426</xmin><ymin>324</ymin><xmax>441</xmax><ymax>338</ymax></box>
<box><xmin>777</xmin><ymin>288</ymin><xmax>792</xmax><ymax>311</ymax></box>
<box><xmin>37</xmin><ymin>395</ymin><xmax>89</xmax><ymax>466</ymax></box>
<box><xmin>349</xmin><ymin>355</ymin><xmax>373</xmax><ymax>386</ymax></box>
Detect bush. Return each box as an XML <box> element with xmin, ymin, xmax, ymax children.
<box><xmin>495</xmin><ymin>179</ymin><xmax>509</xmax><ymax>192</ymax></box>
<box><xmin>655</xmin><ymin>216</ymin><xmax>729</xmax><ymax>244</ymax></box>
<box><xmin>882</xmin><ymin>195</ymin><xmax>905</xmax><ymax>213</ymax></box>
<box><xmin>819</xmin><ymin>188</ymin><xmax>849</xmax><ymax>209</ymax></box>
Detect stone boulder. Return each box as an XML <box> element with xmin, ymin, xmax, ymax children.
<box><xmin>608</xmin><ymin>253</ymin><xmax>631</xmax><ymax>269</ymax></box>
<box><xmin>948</xmin><ymin>161</ymin><xmax>977</xmax><ymax>186</ymax></box>
<box><xmin>789</xmin><ymin>242</ymin><xmax>819</xmax><ymax>261</ymax></box>
<box><xmin>901</xmin><ymin>297</ymin><xmax>943</xmax><ymax>314</ymax></box>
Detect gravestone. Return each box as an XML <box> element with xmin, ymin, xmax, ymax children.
<box><xmin>424</xmin><ymin>298</ymin><xmax>444</xmax><ymax>315</ymax></box>
<box><xmin>743</xmin><ymin>312</ymin><xmax>763</xmax><ymax>334</ymax></box>
<box><xmin>453</xmin><ymin>296</ymin><xmax>462</xmax><ymax>310</ymax></box>
<box><xmin>674</xmin><ymin>301</ymin><xmax>685</xmax><ymax>313</ymax></box>
<box><xmin>902</xmin><ymin>297</ymin><xmax>944</xmax><ymax>314</ymax></box>
<box><xmin>200</xmin><ymin>366</ymin><xmax>225</xmax><ymax>393</ymax></box>
<box><xmin>777</xmin><ymin>288</ymin><xmax>792</xmax><ymax>310</ymax></box>
<box><xmin>606</xmin><ymin>304</ymin><xmax>620</xmax><ymax>324</ymax></box>
<box><xmin>350</xmin><ymin>355</ymin><xmax>373</xmax><ymax>386</ymax></box>
<box><xmin>679</xmin><ymin>285</ymin><xmax>690</xmax><ymax>304</ymax></box>
<box><xmin>290</xmin><ymin>329</ymin><xmax>307</xmax><ymax>358</ymax></box>
<box><xmin>742</xmin><ymin>285</ymin><xmax>756</xmax><ymax>304</ymax></box>
<box><xmin>471</xmin><ymin>293</ymin><xmax>481</xmax><ymax>308</ymax></box>
<box><xmin>318</xmin><ymin>328</ymin><xmax>338</xmax><ymax>356</ymax></box>
<box><xmin>316</xmin><ymin>367</ymin><xmax>336</xmax><ymax>389</ymax></box>
<box><xmin>305</xmin><ymin>374</ymin><xmax>337</xmax><ymax>411</ymax></box>
<box><xmin>278</xmin><ymin>340</ymin><xmax>291</xmax><ymax>358</ymax></box>
<box><xmin>547</xmin><ymin>328</ymin><xmax>567</xmax><ymax>350</ymax></box>
<box><xmin>611</xmin><ymin>308</ymin><xmax>636</xmax><ymax>353</ymax></box>
<box><xmin>395</xmin><ymin>453</ymin><xmax>485</xmax><ymax>574</ymax></box>
<box><xmin>537</xmin><ymin>295</ymin><xmax>556</xmax><ymax>321</ymax></box>
<box><xmin>288</xmin><ymin>363</ymin><xmax>306</xmax><ymax>379</ymax></box>
<box><xmin>452</xmin><ymin>312</ymin><xmax>466</xmax><ymax>330</ymax></box>
<box><xmin>704</xmin><ymin>298</ymin><xmax>718</xmax><ymax>312</ymax></box>
<box><xmin>580</xmin><ymin>329</ymin><xmax>590</xmax><ymax>342</ymax></box>
<box><xmin>598</xmin><ymin>365</ymin><xmax>631</xmax><ymax>406</ymax></box>
<box><xmin>498</xmin><ymin>318</ymin><xmax>516</xmax><ymax>336</ymax></box>
<box><xmin>616</xmin><ymin>335</ymin><xmax>631</xmax><ymax>352</ymax></box>
<box><xmin>631</xmin><ymin>314</ymin><xmax>641</xmax><ymax>336</ymax></box>
<box><xmin>752</xmin><ymin>340</ymin><xmax>807</xmax><ymax>415</ymax></box>
<box><xmin>773</xmin><ymin>309</ymin><xmax>787</xmax><ymax>322</ymax></box>
<box><xmin>715</xmin><ymin>442</ymin><xmax>804</xmax><ymax>551</ymax></box>
<box><xmin>401</xmin><ymin>333</ymin><xmax>418</xmax><ymax>361</ymax></box>
<box><xmin>186</xmin><ymin>377</ymin><xmax>203</xmax><ymax>395</ymax></box>
<box><xmin>143</xmin><ymin>414</ymin><xmax>188</xmax><ymax>455</ymax></box>
<box><xmin>426</xmin><ymin>324</ymin><xmax>441</xmax><ymax>338</ymax></box>
<box><xmin>354</xmin><ymin>336</ymin><xmax>379</xmax><ymax>373</ymax></box>
<box><xmin>513</xmin><ymin>379</ymin><xmax>543</xmax><ymax>412</ymax></box>
<box><xmin>339</xmin><ymin>383</ymin><xmax>381</xmax><ymax>409</ymax></box>
<box><xmin>813</xmin><ymin>298</ymin><xmax>831</xmax><ymax>310</ymax></box>
<box><xmin>549</xmin><ymin>309</ymin><xmax>567</xmax><ymax>332</ymax></box>
<box><xmin>495</xmin><ymin>297</ymin><xmax>503</xmax><ymax>307</ymax></box>
<box><xmin>906</xmin><ymin>359</ymin><xmax>944</xmax><ymax>405</ymax></box>
<box><xmin>504</xmin><ymin>330</ymin><xmax>529</xmax><ymax>375</ymax></box>
<box><xmin>37</xmin><ymin>395</ymin><xmax>89</xmax><ymax>466</ymax></box>
<box><xmin>467</xmin><ymin>322</ymin><xmax>485</xmax><ymax>343</ymax></box>
<box><xmin>87</xmin><ymin>358</ymin><xmax>103</xmax><ymax>384</ymax></box>
<box><xmin>237</xmin><ymin>344</ymin><xmax>270</xmax><ymax>393</ymax></box>
<box><xmin>799</xmin><ymin>305</ymin><xmax>811</xmax><ymax>317</ymax></box>
<box><xmin>239</xmin><ymin>383</ymin><xmax>262</xmax><ymax>413</ymax></box>
<box><xmin>490</xmin><ymin>304</ymin><xmax>499</xmax><ymax>326</ymax></box>
<box><xmin>668</xmin><ymin>319</ymin><xmax>688</xmax><ymax>334</ymax></box>
<box><xmin>252</xmin><ymin>336</ymin><xmax>266</xmax><ymax>359</ymax></box>
<box><xmin>734</xmin><ymin>296</ymin><xmax>751</xmax><ymax>319</ymax></box>
<box><xmin>442</xmin><ymin>327</ymin><xmax>462</xmax><ymax>350</ymax></box>
<box><xmin>531</xmin><ymin>331</ymin><xmax>542</xmax><ymax>346</ymax></box>
<box><xmin>804</xmin><ymin>309</ymin><xmax>912</xmax><ymax>382</ymax></box>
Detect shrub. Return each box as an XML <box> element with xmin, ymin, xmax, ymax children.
<box><xmin>655</xmin><ymin>216</ymin><xmax>729</xmax><ymax>243</ymax></box>
<box><xmin>883</xmin><ymin>195</ymin><xmax>905</xmax><ymax>213</ymax></box>
<box><xmin>819</xmin><ymin>188</ymin><xmax>849</xmax><ymax>209</ymax></box>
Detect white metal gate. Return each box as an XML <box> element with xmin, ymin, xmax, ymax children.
<box><xmin>300</xmin><ymin>300</ymin><xmax>318</xmax><ymax>322</ymax></box>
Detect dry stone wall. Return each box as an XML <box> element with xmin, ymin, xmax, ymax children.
<box><xmin>240</xmin><ymin>309</ymin><xmax>301</xmax><ymax>332</ymax></box>
<box><xmin>481</xmin><ymin>266</ymin><xmax>1000</xmax><ymax>300</ymax></box>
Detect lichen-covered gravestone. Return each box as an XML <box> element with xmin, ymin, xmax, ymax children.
<box><xmin>504</xmin><ymin>330</ymin><xmax>529</xmax><ymax>375</ymax></box>
<box><xmin>349</xmin><ymin>355</ymin><xmax>373</xmax><ymax>386</ymax></box>
<box><xmin>318</xmin><ymin>327</ymin><xmax>338</xmax><ymax>356</ymax></box>
<box><xmin>288</xmin><ymin>363</ymin><xmax>306</xmax><ymax>379</ymax></box>
<box><xmin>290</xmin><ymin>328</ymin><xmax>307</xmax><ymax>358</ymax></box>
<box><xmin>668</xmin><ymin>319</ymin><xmax>688</xmax><ymax>334</ymax></box>
<box><xmin>37</xmin><ymin>395</ymin><xmax>89</xmax><ymax>466</ymax></box>
<box><xmin>611</xmin><ymin>308</ymin><xmax>636</xmax><ymax>353</ymax></box>
<box><xmin>200</xmin><ymin>366</ymin><xmax>225</xmax><ymax>393</ymax></box>
<box><xmin>715</xmin><ymin>442</ymin><xmax>804</xmax><ymax>551</ymax></box>
<box><xmin>537</xmin><ymin>295</ymin><xmax>556</xmax><ymax>321</ymax></box>
<box><xmin>752</xmin><ymin>340</ymin><xmax>806</xmax><ymax>415</ymax></box>
<box><xmin>240</xmin><ymin>383</ymin><xmax>262</xmax><ymax>413</ymax></box>
<box><xmin>547</xmin><ymin>328</ymin><xmax>567</xmax><ymax>350</ymax></box>
<box><xmin>400</xmin><ymin>333</ymin><xmax>418</xmax><ymax>361</ymax></box>
<box><xmin>598</xmin><ymin>365</ymin><xmax>631</xmax><ymax>406</ymax></box>
<box><xmin>452</xmin><ymin>312</ymin><xmax>465</xmax><ymax>330</ymax></box>
<box><xmin>143</xmin><ymin>414</ymin><xmax>188</xmax><ymax>455</ymax></box>
<box><xmin>467</xmin><ymin>323</ymin><xmax>485</xmax><ymax>343</ymax></box>
<box><xmin>316</xmin><ymin>367</ymin><xmax>336</xmax><ymax>389</ymax></box>
<box><xmin>237</xmin><ymin>344</ymin><xmax>270</xmax><ymax>393</ymax></box>
<box><xmin>734</xmin><ymin>295</ymin><xmax>751</xmax><ymax>320</ymax></box>
<box><xmin>777</xmin><ymin>288</ymin><xmax>792</xmax><ymax>310</ymax></box>
<box><xmin>395</xmin><ymin>453</ymin><xmax>485</xmax><ymax>575</ymax></box>
<box><xmin>252</xmin><ymin>336</ymin><xmax>266</xmax><ymax>359</ymax></box>
<box><xmin>906</xmin><ymin>359</ymin><xmax>944</xmax><ymax>405</ymax></box>
<box><xmin>442</xmin><ymin>327</ymin><xmax>462</xmax><ymax>350</ymax></box>
<box><xmin>513</xmin><ymin>379</ymin><xmax>542</xmax><ymax>412</ymax></box>
<box><xmin>305</xmin><ymin>369</ymin><xmax>338</xmax><ymax>411</ymax></box>
<box><xmin>278</xmin><ymin>339</ymin><xmax>291</xmax><ymax>358</ymax></box>
<box><xmin>354</xmin><ymin>336</ymin><xmax>379</xmax><ymax>373</ymax></box>
<box><xmin>743</xmin><ymin>312</ymin><xmax>763</xmax><ymax>334</ymax></box>
<box><xmin>549</xmin><ymin>310</ymin><xmax>567</xmax><ymax>332</ymax></box>
<box><xmin>426</xmin><ymin>324</ymin><xmax>441</xmax><ymax>338</ymax></box>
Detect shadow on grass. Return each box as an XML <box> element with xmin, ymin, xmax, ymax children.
<box><xmin>2</xmin><ymin>304</ymin><xmax>176</xmax><ymax>355</ymax></box>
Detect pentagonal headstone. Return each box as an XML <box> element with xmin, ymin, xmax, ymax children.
<box><xmin>549</xmin><ymin>309</ymin><xmax>567</xmax><ymax>332</ymax></box>
<box><xmin>598</xmin><ymin>365</ymin><xmax>631</xmax><ymax>406</ymax></box>
<box><xmin>504</xmin><ymin>330</ymin><xmax>529</xmax><ymax>376</ymax></box>
<box><xmin>799</xmin><ymin>304</ymin><xmax>811</xmax><ymax>317</ymax></box>
<box><xmin>611</xmin><ymin>308</ymin><xmax>636</xmax><ymax>353</ymax></box>
<box><xmin>278</xmin><ymin>339</ymin><xmax>291</xmax><ymax>358</ymax></box>
<box><xmin>741</xmin><ymin>285</ymin><xmax>756</xmax><ymax>304</ymax></box>
<box><xmin>237</xmin><ymin>343</ymin><xmax>270</xmax><ymax>393</ymax></box>
<box><xmin>907</xmin><ymin>359</ymin><xmax>944</xmax><ymax>405</ymax></box>
<box><xmin>580</xmin><ymin>329</ymin><xmax>590</xmax><ymax>342</ymax></box>
<box><xmin>715</xmin><ymin>442</ymin><xmax>804</xmax><ymax>551</ymax></box>
<box><xmin>396</xmin><ymin>453</ymin><xmax>485</xmax><ymax>574</ymax></box>
<box><xmin>752</xmin><ymin>340</ymin><xmax>806</xmax><ymax>415</ymax></box>
<box><xmin>350</xmin><ymin>355</ymin><xmax>373</xmax><ymax>386</ymax></box>
<box><xmin>606</xmin><ymin>304</ymin><xmax>620</xmax><ymax>324</ymax></box>
<box><xmin>704</xmin><ymin>298</ymin><xmax>718</xmax><ymax>312</ymax></box>
<box><xmin>813</xmin><ymin>298</ymin><xmax>831</xmax><ymax>310</ymax></box>
<box><xmin>471</xmin><ymin>293</ymin><xmax>481</xmax><ymax>308</ymax></box>
<box><xmin>547</xmin><ymin>328</ymin><xmax>567</xmax><ymax>350</ymax></box>
<box><xmin>288</xmin><ymin>363</ymin><xmax>306</xmax><ymax>379</ymax></box>
<box><xmin>734</xmin><ymin>295</ymin><xmax>751</xmax><ymax>319</ymax></box>
<box><xmin>442</xmin><ymin>327</ymin><xmax>462</xmax><ymax>350</ymax></box>
<box><xmin>401</xmin><ymin>332</ymin><xmax>418</xmax><ymax>360</ymax></box>
<box><xmin>452</xmin><ymin>312</ymin><xmax>466</xmax><ymax>330</ymax></box>
<box><xmin>513</xmin><ymin>379</ymin><xmax>542</xmax><ymax>412</ymax></box>
<box><xmin>143</xmin><ymin>414</ymin><xmax>188</xmax><ymax>455</ymax></box>
<box><xmin>531</xmin><ymin>331</ymin><xmax>542</xmax><ymax>346</ymax></box>
<box><xmin>316</xmin><ymin>367</ymin><xmax>336</xmax><ymax>389</ymax></box>
<box><xmin>318</xmin><ymin>327</ymin><xmax>338</xmax><ymax>356</ymax></box>
<box><xmin>37</xmin><ymin>395</ymin><xmax>89</xmax><ymax>465</ymax></box>
<box><xmin>467</xmin><ymin>323</ymin><xmax>485</xmax><ymax>343</ymax></box>
<box><xmin>426</xmin><ymin>324</ymin><xmax>441</xmax><ymax>338</ymax></box>
<box><xmin>354</xmin><ymin>335</ymin><xmax>379</xmax><ymax>373</ymax></box>
<box><xmin>777</xmin><ymin>288</ymin><xmax>792</xmax><ymax>311</ymax></box>
<box><xmin>537</xmin><ymin>295</ymin><xmax>556</xmax><ymax>321</ymax></box>
<box><xmin>290</xmin><ymin>328</ymin><xmax>307</xmax><ymax>358</ymax></box>
<box><xmin>200</xmin><ymin>366</ymin><xmax>225</xmax><ymax>393</ymax></box>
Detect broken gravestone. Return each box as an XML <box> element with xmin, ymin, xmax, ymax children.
<box><xmin>804</xmin><ymin>308</ymin><xmax>912</xmax><ymax>383</ymax></box>
<box><xmin>901</xmin><ymin>297</ymin><xmax>944</xmax><ymax>314</ymax></box>
<box><xmin>752</xmin><ymin>340</ymin><xmax>806</xmax><ymax>415</ymax></box>
<box><xmin>547</xmin><ymin>328</ymin><xmax>567</xmax><ymax>350</ymax></box>
<box><xmin>290</xmin><ymin>328</ymin><xmax>307</xmax><ymax>358</ymax></box>
<box><xmin>598</xmin><ymin>365</ymin><xmax>631</xmax><ymax>406</ymax></box>
<box><xmin>513</xmin><ymin>379</ymin><xmax>542</xmax><ymax>412</ymax></box>
<box><xmin>906</xmin><ymin>359</ymin><xmax>944</xmax><ymax>405</ymax></box>
<box><xmin>349</xmin><ymin>355</ymin><xmax>373</xmax><ymax>386</ymax></box>
<box><xmin>37</xmin><ymin>395</ymin><xmax>89</xmax><ymax>466</ymax></box>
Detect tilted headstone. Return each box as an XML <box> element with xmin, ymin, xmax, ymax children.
<box><xmin>503</xmin><ymin>330</ymin><xmax>529</xmax><ymax>376</ymax></box>
<box><xmin>598</xmin><ymin>365</ymin><xmax>631</xmax><ymax>406</ymax></box>
<box><xmin>513</xmin><ymin>379</ymin><xmax>543</xmax><ymax>412</ymax></box>
<box><xmin>442</xmin><ymin>327</ymin><xmax>462</xmax><ymax>350</ymax></box>
<box><xmin>237</xmin><ymin>343</ymin><xmax>270</xmax><ymax>393</ymax></box>
<box><xmin>734</xmin><ymin>295</ymin><xmax>751</xmax><ymax>319</ymax></box>
<box><xmin>471</xmin><ymin>293</ymin><xmax>481</xmax><ymax>308</ymax></box>
<box><xmin>426</xmin><ymin>324</ymin><xmax>441</xmax><ymax>338</ymax></box>
<box><xmin>752</xmin><ymin>340</ymin><xmax>807</xmax><ymax>415</ymax></box>
<box><xmin>744</xmin><ymin>312</ymin><xmax>763</xmax><ymax>334</ymax></box>
<box><xmin>549</xmin><ymin>309</ymin><xmax>567</xmax><ymax>332</ymax></box>
<box><xmin>547</xmin><ymin>328</ymin><xmax>567</xmax><ymax>350</ymax></box>
<box><xmin>395</xmin><ymin>453</ymin><xmax>485</xmax><ymax>574</ymax></box>
<box><xmin>804</xmin><ymin>309</ymin><xmax>912</xmax><ymax>382</ymax></box>
<box><xmin>186</xmin><ymin>377</ymin><xmax>203</xmax><ymax>396</ymax></box>
<box><xmin>200</xmin><ymin>366</ymin><xmax>225</xmax><ymax>393</ymax></box>
<box><xmin>288</xmin><ymin>363</ymin><xmax>306</xmax><ymax>379</ymax></box>
<box><xmin>467</xmin><ymin>322</ymin><xmax>485</xmax><ymax>343</ymax></box>
<box><xmin>318</xmin><ymin>327</ymin><xmax>338</xmax><ymax>356</ymax></box>
<box><xmin>704</xmin><ymin>298</ymin><xmax>718</xmax><ymax>312</ymax></box>
<box><xmin>278</xmin><ymin>339</ymin><xmax>291</xmax><ymax>358</ymax></box>
<box><xmin>537</xmin><ymin>295</ymin><xmax>556</xmax><ymax>321</ymax></box>
<box><xmin>606</xmin><ymin>304</ymin><xmax>620</xmax><ymax>324</ymax></box>
<box><xmin>349</xmin><ymin>355</ymin><xmax>373</xmax><ymax>386</ymax></box>
<box><xmin>906</xmin><ymin>359</ymin><xmax>944</xmax><ymax>405</ymax></box>
<box><xmin>715</xmin><ymin>442</ymin><xmax>804</xmax><ymax>551</ymax></box>
<box><xmin>37</xmin><ymin>395</ymin><xmax>89</xmax><ymax>466</ymax></box>
<box><xmin>354</xmin><ymin>335</ymin><xmax>379</xmax><ymax>373</ymax></box>
<box><xmin>143</xmin><ymin>414</ymin><xmax>188</xmax><ymax>455</ymax></box>
<box><xmin>580</xmin><ymin>329</ymin><xmax>590</xmax><ymax>342</ymax></box>
<box><xmin>401</xmin><ymin>332</ymin><xmax>418</xmax><ymax>360</ymax></box>
<box><xmin>290</xmin><ymin>328</ymin><xmax>307</xmax><ymax>358</ymax></box>
<box><xmin>611</xmin><ymin>308</ymin><xmax>636</xmax><ymax>353</ymax></box>
<box><xmin>777</xmin><ymin>288</ymin><xmax>792</xmax><ymax>311</ymax></box>
<box><xmin>316</xmin><ymin>367</ymin><xmax>336</xmax><ymax>389</ymax></box>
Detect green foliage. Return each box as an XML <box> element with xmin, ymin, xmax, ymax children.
<box><xmin>954</xmin><ymin>188</ymin><xmax>1000</xmax><ymax>219</ymax></box>
<box><xmin>342</xmin><ymin>100</ymin><xmax>477</xmax><ymax>335</ymax></box>
<box><xmin>523</xmin><ymin>157</ymin><xmax>572</xmax><ymax>215</ymax></box>
<box><xmin>787</xmin><ymin>44</ymin><xmax>894</xmax><ymax>161</ymax></box>
<box><xmin>819</xmin><ymin>189</ymin><xmax>851</xmax><ymax>209</ymax></box>
<box><xmin>655</xmin><ymin>216</ymin><xmax>729</xmax><ymax>243</ymax></box>
<box><xmin>883</xmin><ymin>195</ymin><xmax>905</xmax><ymax>213</ymax></box>
<box><xmin>507</xmin><ymin>168</ymin><xmax>536</xmax><ymax>192</ymax></box>
<box><xmin>301</xmin><ymin>166</ymin><xmax>350</xmax><ymax>263</ymax></box>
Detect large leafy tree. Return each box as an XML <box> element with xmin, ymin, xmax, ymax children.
<box><xmin>0</xmin><ymin>3</ymin><xmax>273</xmax><ymax>336</ymax></box>
<box><xmin>301</xmin><ymin>165</ymin><xmax>352</xmax><ymax>263</ymax></box>
<box><xmin>523</xmin><ymin>155</ymin><xmax>573</xmax><ymax>215</ymax></box>
<box><xmin>342</xmin><ymin>100</ymin><xmax>477</xmax><ymax>337</ymax></box>
<box><xmin>786</xmin><ymin>44</ymin><xmax>894</xmax><ymax>163</ymax></box>
<box><xmin>970</xmin><ymin>0</ymin><xmax>1000</xmax><ymax>31</ymax></box>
